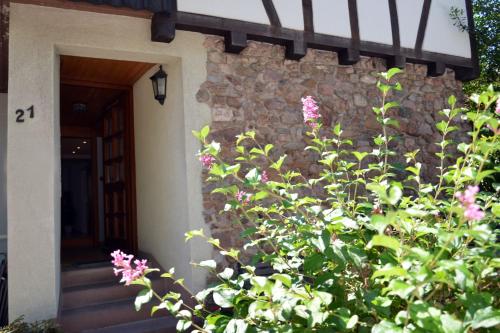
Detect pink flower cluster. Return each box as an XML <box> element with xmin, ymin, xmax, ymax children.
<box><xmin>236</xmin><ymin>190</ymin><xmax>252</xmax><ymax>204</ymax></box>
<box><xmin>455</xmin><ymin>186</ymin><xmax>485</xmax><ymax>221</ymax></box>
<box><xmin>199</xmin><ymin>154</ymin><xmax>216</xmax><ymax>169</ymax></box>
<box><xmin>301</xmin><ymin>96</ymin><xmax>321</xmax><ymax>128</ymax></box>
<box><xmin>111</xmin><ymin>250</ymin><xmax>148</xmax><ymax>286</ymax></box>
<box><xmin>496</xmin><ymin>99</ymin><xmax>500</xmax><ymax>115</ymax></box>
<box><xmin>261</xmin><ymin>170</ymin><xmax>269</xmax><ymax>183</ymax></box>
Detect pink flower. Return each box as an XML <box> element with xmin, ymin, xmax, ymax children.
<box><xmin>236</xmin><ymin>190</ymin><xmax>251</xmax><ymax>204</ymax></box>
<box><xmin>111</xmin><ymin>250</ymin><xmax>149</xmax><ymax>286</ymax></box>
<box><xmin>199</xmin><ymin>154</ymin><xmax>216</xmax><ymax>169</ymax></box>
<box><xmin>455</xmin><ymin>186</ymin><xmax>485</xmax><ymax>221</ymax></box>
<box><xmin>495</xmin><ymin>99</ymin><xmax>500</xmax><ymax>115</ymax></box>
<box><xmin>261</xmin><ymin>170</ymin><xmax>269</xmax><ymax>183</ymax></box>
<box><xmin>301</xmin><ymin>96</ymin><xmax>321</xmax><ymax>127</ymax></box>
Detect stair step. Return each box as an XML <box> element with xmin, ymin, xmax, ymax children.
<box><xmin>62</xmin><ymin>266</ymin><xmax>116</xmax><ymax>288</ymax></box>
<box><xmin>82</xmin><ymin>316</ymin><xmax>177</xmax><ymax>333</ymax></box>
<box><xmin>59</xmin><ymin>298</ymin><xmax>170</xmax><ymax>333</ymax></box>
<box><xmin>62</xmin><ymin>278</ymin><xmax>167</xmax><ymax>311</ymax></box>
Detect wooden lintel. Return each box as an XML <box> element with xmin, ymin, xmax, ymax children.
<box><xmin>224</xmin><ymin>31</ymin><xmax>247</xmax><ymax>54</ymax></box>
<box><xmin>427</xmin><ymin>62</ymin><xmax>446</xmax><ymax>77</ymax></box>
<box><xmin>151</xmin><ymin>12</ymin><xmax>175</xmax><ymax>43</ymax></box>
<box><xmin>285</xmin><ymin>39</ymin><xmax>307</xmax><ymax>61</ymax></box>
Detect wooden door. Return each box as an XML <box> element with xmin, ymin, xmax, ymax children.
<box><xmin>102</xmin><ymin>93</ymin><xmax>137</xmax><ymax>251</ymax></box>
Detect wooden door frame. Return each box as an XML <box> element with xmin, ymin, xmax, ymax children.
<box><xmin>60</xmin><ymin>82</ymin><xmax>138</xmax><ymax>253</ymax></box>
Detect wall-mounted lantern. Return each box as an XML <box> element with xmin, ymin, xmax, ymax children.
<box><xmin>150</xmin><ymin>65</ymin><xmax>167</xmax><ymax>105</ymax></box>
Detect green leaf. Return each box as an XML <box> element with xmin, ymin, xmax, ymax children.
<box><xmin>368</xmin><ymin>235</ymin><xmax>400</xmax><ymax>252</ymax></box>
<box><xmin>440</xmin><ymin>313</ymin><xmax>464</xmax><ymax>333</ymax></box>
<box><xmin>353</xmin><ymin>151</ymin><xmax>369</xmax><ymax>162</ymax></box>
<box><xmin>470</xmin><ymin>307</ymin><xmax>500</xmax><ymax>329</ymax></box>
<box><xmin>218</xmin><ymin>268</ymin><xmax>234</xmax><ymax>280</ymax></box>
<box><xmin>134</xmin><ymin>289</ymin><xmax>153</xmax><ymax>311</ymax></box>
<box><xmin>224</xmin><ymin>319</ymin><xmax>248</xmax><ymax>333</ymax></box>
<box><xmin>200</xmin><ymin>125</ymin><xmax>210</xmax><ymax>140</ymax></box>
<box><xmin>346</xmin><ymin>315</ymin><xmax>359</xmax><ymax>329</ymax></box>
<box><xmin>386</xmin><ymin>67</ymin><xmax>403</xmax><ymax>80</ymax></box>
<box><xmin>388</xmin><ymin>186</ymin><xmax>402</xmax><ymax>205</ymax></box>
<box><xmin>198</xmin><ymin>259</ymin><xmax>216</xmax><ymax>270</ymax></box>
<box><xmin>372</xmin><ymin>320</ymin><xmax>402</xmax><ymax>333</ymax></box>
<box><xmin>333</xmin><ymin>123</ymin><xmax>342</xmax><ymax>136</ymax></box>
<box><xmin>372</xmin><ymin>265</ymin><xmax>407</xmax><ymax>279</ymax></box>
<box><xmin>213</xmin><ymin>289</ymin><xmax>237</xmax><ymax>308</ymax></box>
<box><xmin>264</xmin><ymin>144</ymin><xmax>274</xmax><ymax>155</ymax></box>
<box><xmin>271</xmin><ymin>273</ymin><xmax>292</xmax><ymax>288</ymax></box>
<box><xmin>176</xmin><ymin>319</ymin><xmax>192</xmax><ymax>332</ymax></box>
<box><xmin>271</xmin><ymin>155</ymin><xmax>287</xmax><ymax>171</ymax></box>
<box><xmin>254</xmin><ymin>191</ymin><xmax>269</xmax><ymax>201</ymax></box>
<box><xmin>185</xmin><ymin>229</ymin><xmax>204</xmax><ymax>241</ymax></box>
<box><xmin>448</xmin><ymin>95</ymin><xmax>457</xmax><ymax>107</ymax></box>
<box><xmin>492</xmin><ymin>203</ymin><xmax>500</xmax><ymax>217</ymax></box>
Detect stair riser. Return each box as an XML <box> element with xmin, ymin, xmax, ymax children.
<box><xmin>60</xmin><ymin>302</ymin><xmax>166</xmax><ymax>333</ymax></box>
<box><xmin>62</xmin><ymin>267</ymin><xmax>116</xmax><ymax>288</ymax></box>
<box><xmin>63</xmin><ymin>280</ymin><xmax>167</xmax><ymax>310</ymax></box>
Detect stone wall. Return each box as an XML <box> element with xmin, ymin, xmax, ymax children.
<box><xmin>196</xmin><ymin>36</ymin><xmax>466</xmax><ymax>254</ymax></box>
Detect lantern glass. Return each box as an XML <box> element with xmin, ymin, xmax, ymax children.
<box><xmin>150</xmin><ymin>65</ymin><xmax>167</xmax><ymax>105</ymax></box>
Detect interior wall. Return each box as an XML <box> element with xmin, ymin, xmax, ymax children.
<box><xmin>0</xmin><ymin>93</ymin><xmax>7</xmax><ymax>254</ymax></box>
<box><xmin>133</xmin><ymin>64</ymin><xmax>193</xmax><ymax>283</ymax></box>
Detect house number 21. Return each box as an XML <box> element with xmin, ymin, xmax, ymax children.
<box><xmin>16</xmin><ymin>105</ymin><xmax>35</xmax><ymax>123</ymax></box>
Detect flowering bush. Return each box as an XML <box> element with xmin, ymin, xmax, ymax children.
<box><xmin>114</xmin><ymin>69</ymin><xmax>499</xmax><ymax>332</ymax></box>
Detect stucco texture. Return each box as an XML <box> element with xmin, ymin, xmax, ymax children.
<box><xmin>7</xmin><ymin>3</ymin><xmax>210</xmax><ymax>321</ymax></box>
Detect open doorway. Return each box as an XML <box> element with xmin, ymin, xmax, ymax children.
<box><xmin>60</xmin><ymin>56</ymin><xmax>154</xmax><ymax>267</ymax></box>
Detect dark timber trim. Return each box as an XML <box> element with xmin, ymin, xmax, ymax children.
<box><xmin>415</xmin><ymin>0</ymin><xmax>432</xmax><ymax>56</ymax></box>
<box><xmin>224</xmin><ymin>31</ymin><xmax>248</xmax><ymax>54</ymax></box>
<box><xmin>302</xmin><ymin>0</ymin><xmax>314</xmax><ymax>33</ymax></box>
<box><xmin>153</xmin><ymin>10</ymin><xmax>476</xmax><ymax>78</ymax></box>
<box><xmin>262</xmin><ymin>0</ymin><xmax>281</xmax><ymax>27</ymax></box>
<box><xmin>387</xmin><ymin>0</ymin><xmax>405</xmax><ymax>69</ymax></box>
<box><xmin>151</xmin><ymin>12</ymin><xmax>175</xmax><ymax>43</ymax></box>
<box><xmin>339</xmin><ymin>0</ymin><xmax>360</xmax><ymax>65</ymax></box>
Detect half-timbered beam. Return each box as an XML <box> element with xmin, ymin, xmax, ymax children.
<box><xmin>415</xmin><ymin>0</ymin><xmax>432</xmax><ymax>57</ymax></box>
<box><xmin>339</xmin><ymin>0</ymin><xmax>360</xmax><ymax>65</ymax></box>
<box><xmin>387</xmin><ymin>0</ymin><xmax>405</xmax><ymax>69</ymax></box>
<box><xmin>302</xmin><ymin>0</ymin><xmax>314</xmax><ymax>33</ymax></box>
<box><xmin>262</xmin><ymin>0</ymin><xmax>281</xmax><ymax>27</ymax></box>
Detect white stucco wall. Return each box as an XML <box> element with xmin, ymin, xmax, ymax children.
<box><xmin>0</xmin><ymin>93</ymin><xmax>6</xmax><ymax>254</ymax></box>
<box><xmin>134</xmin><ymin>64</ymin><xmax>203</xmax><ymax>287</ymax></box>
<box><xmin>8</xmin><ymin>3</ymin><xmax>211</xmax><ymax>321</ymax></box>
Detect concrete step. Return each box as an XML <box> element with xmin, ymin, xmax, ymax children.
<box><xmin>62</xmin><ymin>278</ymin><xmax>167</xmax><ymax>311</ymax></box>
<box><xmin>82</xmin><ymin>316</ymin><xmax>177</xmax><ymax>333</ymax></box>
<box><xmin>59</xmin><ymin>298</ymin><xmax>172</xmax><ymax>333</ymax></box>
<box><xmin>62</xmin><ymin>266</ymin><xmax>116</xmax><ymax>289</ymax></box>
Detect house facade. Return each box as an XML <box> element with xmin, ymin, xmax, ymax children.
<box><xmin>0</xmin><ymin>0</ymin><xmax>477</xmax><ymax>328</ymax></box>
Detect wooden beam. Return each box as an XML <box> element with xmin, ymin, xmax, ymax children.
<box><xmin>387</xmin><ymin>0</ymin><xmax>405</xmax><ymax>69</ymax></box>
<box><xmin>339</xmin><ymin>0</ymin><xmax>360</xmax><ymax>65</ymax></box>
<box><xmin>224</xmin><ymin>31</ymin><xmax>247</xmax><ymax>54</ymax></box>
<box><xmin>151</xmin><ymin>12</ymin><xmax>175</xmax><ymax>43</ymax></box>
<box><xmin>285</xmin><ymin>39</ymin><xmax>307</xmax><ymax>60</ymax></box>
<box><xmin>427</xmin><ymin>62</ymin><xmax>446</xmax><ymax>76</ymax></box>
<box><xmin>415</xmin><ymin>0</ymin><xmax>432</xmax><ymax>56</ymax></box>
<box><xmin>302</xmin><ymin>0</ymin><xmax>314</xmax><ymax>33</ymax></box>
<box><xmin>262</xmin><ymin>0</ymin><xmax>281</xmax><ymax>27</ymax></box>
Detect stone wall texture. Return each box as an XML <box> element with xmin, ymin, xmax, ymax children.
<box><xmin>196</xmin><ymin>36</ymin><xmax>466</xmax><ymax>256</ymax></box>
